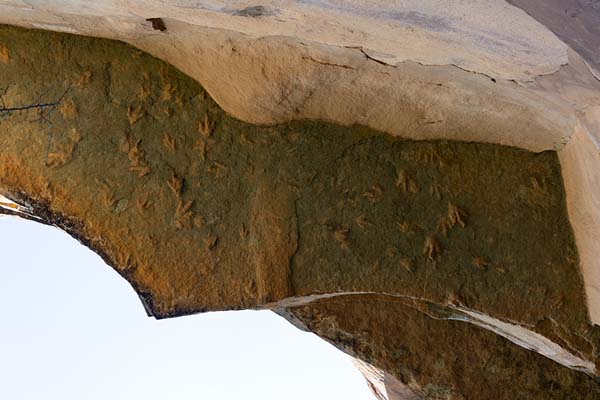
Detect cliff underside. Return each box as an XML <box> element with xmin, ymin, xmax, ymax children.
<box><xmin>1</xmin><ymin>25</ymin><xmax>599</xmax><ymax>399</ymax></box>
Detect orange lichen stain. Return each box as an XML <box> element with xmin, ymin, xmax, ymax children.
<box><xmin>396</xmin><ymin>169</ymin><xmax>420</xmax><ymax>193</ymax></box>
<box><xmin>158</xmin><ymin>67</ymin><xmax>174</xmax><ymax>90</ymax></box>
<box><xmin>0</xmin><ymin>44</ymin><xmax>9</xmax><ymax>64</ymax></box>
<box><xmin>96</xmin><ymin>179</ymin><xmax>118</xmax><ymax>209</ymax></box>
<box><xmin>193</xmin><ymin>215</ymin><xmax>206</xmax><ymax>229</ymax></box>
<box><xmin>362</xmin><ymin>185</ymin><xmax>384</xmax><ymax>202</ymax></box>
<box><xmin>163</xmin><ymin>107</ymin><xmax>174</xmax><ymax>118</ymax></box>
<box><xmin>355</xmin><ymin>215</ymin><xmax>372</xmax><ymax>229</ymax></box>
<box><xmin>438</xmin><ymin>202</ymin><xmax>467</xmax><ymax>237</ymax></box>
<box><xmin>167</xmin><ymin>173</ymin><xmax>183</xmax><ymax>196</ymax></box>
<box><xmin>398</xmin><ymin>221</ymin><xmax>419</xmax><ymax>234</ymax></box>
<box><xmin>336</xmin><ymin>189</ymin><xmax>357</xmax><ymax>209</ymax></box>
<box><xmin>334</xmin><ymin>226</ymin><xmax>350</xmax><ymax>249</ymax></box>
<box><xmin>423</xmin><ymin>235</ymin><xmax>442</xmax><ymax>262</ymax></box>
<box><xmin>437</xmin><ymin>220</ymin><xmax>450</xmax><ymax>237</ymax></box>
<box><xmin>429</xmin><ymin>182</ymin><xmax>445</xmax><ymax>200</ymax></box>
<box><xmin>239</xmin><ymin>224</ymin><xmax>249</xmax><ymax>239</ymax></box>
<box><xmin>138</xmin><ymin>82</ymin><xmax>151</xmax><ymax>100</ymax></box>
<box><xmin>0</xmin><ymin>155</ymin><xmax>57</xmax><ymax>203</ymax></box>
<box><xmin>46</xmin><ymin>145</ymin><xmax>74</xmax><ymax>168</ymax></box>
<box><xmin>120</xmin><ymin>133</ymin><xmax>151</xmax><ymax>177</ymax></box>
<box><xmin>163</xmin><ymin>134</ymin><xmax>177</xmax><ymax>153</ymax></box>
<box><xmin>195</xmin><ymin>138</ymin><xmax>207</xmax><ymax>160</ymax></box>
<box><xmin>127</xmin><ymin>105</ymin><xmax>145</xmax><ymax>125</ymax></box>
<box><xmin>204</xmin><ymin>233</ymin><xmax>218</xmax><ymax>251</ymax></box>
<box><xmin>199</xmin><ymin>113</ymin><xmax>215</xmax><ymax>137</ymax></box>
<box><xmin>472</xmin><ymin>256</ymin><xmax>490</xmax><ymax>270</ymax></box>
<box><xmin>398</xmin><ymin>221</ymin><xmax>411</xmax><ymax>233</ymax></box>
<box><xmin>241</xmin><ymin>133</ymin><xmax>255</xmax><ymax>145</ymax></box>
<box><xmin>385</xmin><ymin>246</ymin><xmax>398</xmax><ymax>258</ymax></box>
<box><xmin>447</xmin><ymin>203</ymin><xmax>467</xmax><ymax>227</ymax></box>
<box><xmin>160</xmin><ymin>82</ymin><xmax>175</xmax><ymax>101</ymax></box>
<box><xmin>69</xmin><ymin>129</ymin><xmax>82</xmax><ymax>143</ymax></box>
<box><xmin>369</xmin><ymin>260</ymin><xmax>380</xmax><ymax>273</ymax></box>
<box><xmin>400</xmin><ymin>257</ymin><xmax>414</xmax><ymax>272</ymax></box>
<box><xmin>418</xmin><ymin>149</ymin><xmax>446</xmax><ymax>168</ymax></box>
<box><xmin>59</xmin><ymin>98</ymin><xmax>78</xmax><ymax>120</ymax></box>
<box><xmin>207</xmin><ymin>161</ymin><xmax>227</xmax><ymax>178</ymax></box>
<box><xmin>174</xmin><ymin>95</ymin><xmax>186</xmax><ymax>108</ymax></box>
<box><xmin>136</xmin><ymin>193</ymin><xmax>153</xmax><ymax>212</ymax></box>
<box><xmin>115</xmin><ymin>251</ymin><xmax>132</xmax><ymax>270</ymax></box>
<box><xmin>46</xmin><ymin>128</ymin><xmax>82</xmax><ymax>168</ymax></box>
<box><xmin>40</xmin><ymin>181</ymin><xmax>54</xmax><ymax>200</ymax></box>
<box><xmin>175</xmin><ymin>199</ymin><xmax>194</xmax><ymax>229</ymax></box>
<box><xmin>549</xmin><ymin>296</ymin><xmax>564</xmax><ymax>311</ymax></box>
<box><xmin>287</xmin><ymin>184</ymin><xmax>301</xmax><ymax>196</ymax></box>
<box><xmin>76</xmin><ymin>69</ymin><xmax>92</xmax><ymax>87</ymax></box>
<box><xmin>528</xmin><ymin>177</ymin><xmax>551</xmax><ymax>208</ymax></box>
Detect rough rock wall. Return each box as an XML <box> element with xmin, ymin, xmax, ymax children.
<box><xmin>0</xmin><ymin>0</ymin><xmax>585</xmax><ymax>151</ymax></box>
<box><xmin>2</xmin><ymin>2</ymin><xmax>600</xmax><ymax>326</ymax></box>
<box><xmin>288</xmin><ymin>295</ymin><xmax>600</xmax><ymax>399</ymax></box>
<box><xmin>1</xmin><ymin>25</ymin><xmax>600</xmax><ymax>399</ymax></box>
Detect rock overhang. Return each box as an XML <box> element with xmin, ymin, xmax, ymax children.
<box><xmin>2</xmin><ymin>2</ymin><xmax>600</xmax><ymax>398</ymax></box>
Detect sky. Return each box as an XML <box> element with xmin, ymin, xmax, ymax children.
<box><xmin>0</xmin><ymin>215</ymin><xmax>375</xmax><ymax>400</ymax></box>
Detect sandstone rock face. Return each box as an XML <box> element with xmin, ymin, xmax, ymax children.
<box><xmin>0</xmin><ymin>0</ymin><xmax>591</xmax><ymax>152</ymax></box>
<box><xmin>1</xmin><ymin>25</ymin><xmax>600</xmax><ymax>398</ymax></box>
<box><xmin>1</xmin><ymin>1</ymin><xmax>600</xmax><ymax>399</ymax></box>
<box><xmin>289</xmin><ymin>296</ymin><xmax>600</xmax><ymax>399</ymax></box>
<box><xmin>2</xmin><ymin>4</ymin><xmax>600</xmax><ymax>323</ymax></box>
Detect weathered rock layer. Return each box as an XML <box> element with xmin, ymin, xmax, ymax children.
<box><xmin>1</xmin><ymin>25</ymin><xmax>600</xmax><ymax>399</ymax></box>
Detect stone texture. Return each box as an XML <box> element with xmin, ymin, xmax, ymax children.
<box><xmin>288</xmin><ymin>295</ymin><xmax>600</xmax><ymax>399</ymax></box>
<box><xmin>3</xmin><ymin>3</ymin><xmax>600</xmax><ymax>322</ymax></box>
<box><xmin>0</xmin><ymin>0</ymin><xmax>569</xmax><ymax>80</ymax></box>
<box><xmin>1</xmin><ymin>25</ymin><xmax>600</xmax><ymax>399</ymax></box>
<box><xmin>0</xmin><ymin>0</ymin><xmax>584</xmax><ymax>152</ymax></box>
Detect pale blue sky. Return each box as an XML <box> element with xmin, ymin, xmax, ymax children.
<box><xmin>0</xmin><ymin>216</ymin><xmax>374</xmax><ymax>399</ymax></box>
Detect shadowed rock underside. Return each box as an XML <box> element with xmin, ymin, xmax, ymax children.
<box><xmin>1</xmin><ymin>25</ymin><xmax>599</xmax><ymax>399</ymax></box>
